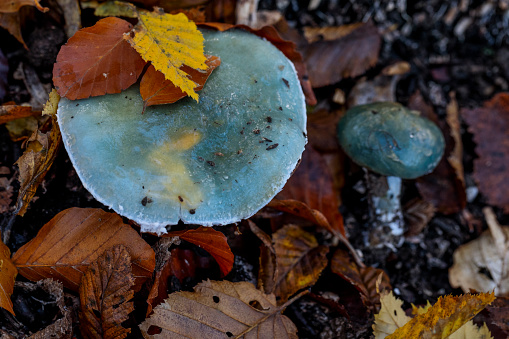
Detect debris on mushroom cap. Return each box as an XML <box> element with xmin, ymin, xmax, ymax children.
<box><xmin>56</xmin><ymin>29</ymin><xmax>307</xmax><ymax>234</ymax></box>
<box><xmin>337</xmin><ymin>102</ymin><xmax>445</xmax><ymax>179</ymax></box>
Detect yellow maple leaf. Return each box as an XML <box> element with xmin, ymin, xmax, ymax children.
<box><xmin>125</xmin><ymin>10</ymin><xmax>207</xmax><ymax>101</ymax></box>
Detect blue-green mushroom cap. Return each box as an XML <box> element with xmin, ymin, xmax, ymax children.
<box><xmin>57</xmin><ymin>29</ymin><xmax>307</xmax><ymax>234</ymax></box>
<box><xmin>337</xmin><ymin>102</ymin><xmax>445</xmax><ymax>179</ymax></box>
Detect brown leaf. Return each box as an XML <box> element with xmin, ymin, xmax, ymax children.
<box><xmin>0</xmin><ymin>0</ymin><xmax>48</xmax><ymax>13</ymax></box>
<box><xmin>268</xmin><ymin>199</ymin><xmax>335</xmax><ymax>234</ymax></box>
<box><xmin>0</xmin><ymin>175</ymin><xmax>14</xmax><ymax>214</ymax></box>
<box><xmin>307</xmin><ymin>108</ymin><xmax>342</xmax><ymax>153</ymax></box>
<box><xmin>462</xmin><ymin>92</ymin><xmax>509</xmax><ymax>213</ymax></box>
<box><xmin>0</xmin><ymin>12</ymin><xmax>27</xmax><ymax>49</ymax></box>
<box><xmin>14</xmin><ymin>117</ymin><xmax>60</xmax><ymax>217</ymax></box>
<box><xmin>330</xmin><ymin>249</ymin><xmax>390</xmax><ymax>313</ymax></box>
<box><xmin>278</xmin><ymin>146</ymin><xmax>344</xmax><ymax>235</ymax></box>
<box><xmin>163</xmin><ymin>226</ymin><xmax>233</xmax><ymax>277</ymax></box>
<box><xmin>79</xmin><ymin>245</ymin><xmax>134</xmax><ymax>339</ymax></box>
<box><xmin>0</xmin><ymin>103</ymin><xmax>39</xmax><ymax>124</ymax></box>
<box><xmin>12</xmin><ymin>208</ymin><xmax>155</xmax><ymax>291</ymax></box>
<box><xmin>53</xmin><ymin>17</ymin><xmax>146</xmax><ymax>100</ymax></box>
<box><xmin>140</xmin><ymin>55</ymin><xmax>221</xmax><ymax>110</ymax></box>
<box><xmin>247</xmin><ymin>220</ymin><xmax>277</xmax><ymax>293</ymax></box>
<box><xmin>139</xmin><ymin>280</ymin><xmax>298</xmax><ymax>338</ymax></box>
<box><xmin>259</xmin><ymin>224</ymin><xmax>328</xmax><ymax>303</ymax></box>
<box><xmin>0</xmin><ymin>235</ymin><xmax>17</xmax><ymax>315</ymax></box>
<box><xmin>303</xmin><ymin>21</ymin><xmax>380</xmax><ymax>88</ymax></box>
<box><xmin>198</xmin><ymin>22</ymin><xmax>317</xmax><ymax>105</ymax></box>
<box><xmin>413</xmin><ymin>91</ymin><xmax>466</xmax><ymax>214</ymax></box>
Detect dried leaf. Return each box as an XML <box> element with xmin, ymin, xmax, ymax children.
<box><xmin>247</xmin><ymin>220</ymin><xmax>277</xmax><ymax>293</ymax></box>
<box><xmin>14</xmin><ymin>117</ymin><xmax>60</xmax><ymax>216</ymax></box>
<box><xmin>198</xmin><ymin>22</ymin><xmax>317</xmax><ymax>105</ymax></box>
<box><xmin>372</xmin><ymin>289</ymin><xmax>411</xmax><ymax>338</ymax></box>
<box><xmin>331</xmin><ymin>249</ymin><xmax>390</xmax><ymax>313</ymax></box>
<box><xmin>303</xmin><ymin>21</ymin><xmax>381</xmax><ymax>88</ymax></box>
<box><xmin>12</xmin><ymin>208</ymin><xmax>155</xmax><ymax>291</ymax></box>
<box><xmin>0</xmin><ymin>176</ymin><xmax>14</xmax><ymax>214</ymax></box>
<box><xmin>139</xmin><ymin>280</ymin><xmax>298</xmax><ymax>338</ymax></box>
<box><xmin>126</xmin><ymin>11</ymin><xmax>207</xmax><ymax>101</ymax></box>
<box><xmin>42</xmin><ymin>89</ymin><xmax>60</xmax><ymax>116</ymax></box>
<box><xmin>0</xmin><ymin>235</ymin><xmax>17</xmax><ymax>315</ymax></box>
<box><xmin>79</xmin><ymin>245</ymin><xmax>134</xmax><ymax>339</ymax></box>
<box><xmin>449</xmin><ymin>207</ymin><xmax>509</xmax><ymax>296</ymax></box>
<box><xmin>5</xmin><ymin>116</ymin><xmax>40</xmax><ymax>142</ymax></box>
<box><xmin>259</xmin><ymin>224</ymin><xmax>328</xmax><ymax>303</ymax></box>
<box><xmin>268</xmin><ymin>199</ymin><xmax>335</xmax><ymax>234</ymax></box>
<box><xmin>447</xmin><ymin>321</ymin><xmax>493</xmax><ymax>339</ymax></box>
<box><xmin>163</xmin><ymin>226</ymin><xmax>233</xmax><ymax>277</ymax></box>
<box><xmin>303</xmin><ymin>23</ymin><xmax>365</xmax><ymax>43</ymax></box>
<box><xmin>0</xmin><ymin>0</ymin><xmax>48</xmax><ymax>13</ymax></box>
<box><xmin>388</xmin><ymin>292</ymin><xmax>495</xmax><ymax>338</ymax></box>
<box><xmin>0</xmin><ymin>103</ymin><xmax>39</xmax><ymax>124</ymax></box>
<box><xmin>53</xmin><ymin>17</ymin><xmax>146</xmax><ymax>100</ymax></box>
<box><xmin>140</xmin><ymin>54</ymin><xmax>220</xmax><ymax>109</ymax></box>
<box><xmin>462</xmin><ymin>93</ymin><xmax>509</xmax><ymax>213</ymax></box>
<box><xmin>94</xmin><ymin>0</ymin><xmax>138</xmax><ymax>18</ymax></box>
<box><xmin>278</xmin><ymin>146</ymin><xmax>344</xmax><ymax>235</ymax></box>
<box><xmin>0</xmin><ymin>12</ymin><xmax>27</xmax><ymax>48</ymax></box>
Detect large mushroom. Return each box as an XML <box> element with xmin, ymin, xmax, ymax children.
<box><xmin>337</xmin><ymin>102</ymin><xmax>445</xmax><ymax>247</ymax></box>
<box><xmin>57</xmin><ymin>29</ymin><xmax>307</xmax><ymax>234</ymax></box>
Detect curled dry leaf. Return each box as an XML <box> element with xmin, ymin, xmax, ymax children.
<box><xmin>0</xmin><ymin>103</ymin><xmax>39</xmax><ymax>125</ymax></box>
<box><xmin>12</xmin><ymin>208</ymin><xmax>155</xmax><ymax>291</ymax></box>
<box><xmin>0</xmin><ymin>12</ymin><xmax>27</xmax><ymax>49</ymax></box>
<box><xmin>140</xmin><ymin>280</ymin><xmax>298</xmax><ymax>338</ymax></box>
<box><xmin>449</xmin><ymin>207</ymin><xmax>509</xmax><ymax>296</ymax></box>
<box><xmin>53</xmin><ymin>17</ymin><xmax>146</xmax><ymax>100</ymax></box>
<box><xmin>0</xmin><ymin>0</ymin><xmax>48</xmax><ymax>13</ymax></box>
<box><xmin>259</xmin><ymin>224</ymin><xmax>328</xmax><ymax>303</ymax></box>
<box><xmin>0</xmin><ymin>235</ymin><xmax>17</xmax><ymax>315</ymax></box>
<box><xmin>79</xmin><ymin>245</ymin><xmax>134</xmax><ymax>339</ymax></box>
<box><xmin>462</xmin><ymin>93</ymin><xmax>509</xmax><ymax>213</ymax></box>
<box><xmin>198</xmin><ymin>22</ymin><xmax>317</xmax><ymax>105</ymax></box>
<box><xmin>140</xmin><ymin>55</ymin><xmax>221</xmax><ymax>110</ymax></box>
<box><xmin>163</xmin><ymin>226</ymin><xmax>234</xmax><ymax>277</ymax></box>
<box><xmin>331</xmin><ymin>249</ymin><xmax>390</xmax><ymax>313</ymax></box>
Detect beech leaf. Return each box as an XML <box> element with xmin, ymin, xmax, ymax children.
<box><xmin>140</xmin><ymin>54</ymin><xmax>221</xmax><ymax>110</ymax></box>
<box><xmin>126</xmin><ymin>11</ymin><xmax>207</xmax><ymax>101</ymax></box>
<box><xmin>139</xmin><ymin>280</ymin><xmax>298</xmax><ymax>338</ymax></box>
<box><xmin>259</xmin><ymin>224</ymin><xmax>328</xmax><ymax>303</ymax></box>
<box><xmin>163</xmin><ymin>226</ymin><xmax>234</xmax><ymax>277</ymax></box>
<box><xmin>53</xmin><ymin>17</ymin><xmax>146</xmax><ymax>100</ymax></box>
<box><xmin>79</xmin><ymin>245</ymin><xmax>134</xmax><ymax>339</ymax></box>
<box><xmin>0</xmin><ymin>235</ymin><xmax>17</xmax><ymax>315</ymax></box>
<box><xmin>12</xmin><ymin>207</ymin><xmax>155</xmax><ymax>291</ymax></box>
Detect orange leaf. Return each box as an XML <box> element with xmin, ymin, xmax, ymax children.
<box><xmin>12</xmin><ymin>208</ymin><xmax>155</xmax><ymax>291</ymax></box>
<box><xmin>0</xmin><ymin>103</ymin><xmax>39</xmax><ymax>124</ymax></box>
<box><xmin>0</xmin><ymin>235</ymin><xmax>17</xmax><ymax>315</ymax></box>
<box><xmin>140</xmin><ymin>55</ymin><xmax>221</xmax><ymax>110</ymax></box>
<box><xmin>53</xmin><ymin>17</ymin><xmax>146</xmax><ymax>100</ymax></box>
<box><xmin>163</xmin><ymin>226</ymin><xmax>233</xmax><ymax>276</ymax></box>
<box><xmin>198</xmin><ymin>22</ymin><xmax>317</xmax><ymax>105</ymax></box>
<box><xmin>79</xmin><ymin>245</ymin><xmax>134</xmax><ymax>339</ymax></box>
<box><xmin>0</xmin><ymin>0</ymin><xmax>48</xmax><ymax>13</ymax></box>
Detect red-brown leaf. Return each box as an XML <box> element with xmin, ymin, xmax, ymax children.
<box><xmin>163</xmin><ymin>227</ymin><xmax>233</xmax><ymax>276</ymax></box>
<box><xmin>53</xmin><ymin>17</ymin><xmax>146</xmax><ymax>100</ymax></box>
<box><xmin>140</xmin><ymin>55</ymin><xmax>221</xmax><ymax>109</ymax></box>
<box><xmin>0</xmin><ymin>103</ymin><xmax>39</xmax><ymax>124</ymax></box>
<box><xmin>0</xmin><ymin>236</ymin><xmax>17</xmax><ymax>315</ymax></box>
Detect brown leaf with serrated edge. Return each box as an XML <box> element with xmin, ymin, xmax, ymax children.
<box><xmin>162</xmin><ymin>226</ymin><xmax>233</xmax><ymax>277</ymax></box>
<box><xmin>259</xmin><ymin>224</ymin><xmax>328</xmax><ymax>303</ymax></box>
<box><xmin>14</xmin><ymin>117</ymin><xmax>60</xmax><ymax>217</ymax></box>
<box><xmin>80</xmin><ymin>245</ymin><xmax>134</xmax><ymax>339</ymax></box>
<box><xmin>278</xmin><ymin>146</ymin><xmax>344</xmax><ymax>235</ymax></box>
<box><xmin>12</xmin><ymin>208</ymin><xmax>155</xmax><ymax>292</ymax></box>
<box><xmin>0</xmin><ymin>234</ymin><xmax>17</xmax><ymax>315</ymax></box>
<box><xmin>0</xmin><ymin>103</ymin><xmax>40</xmax><ymax>124</ymax></box>
<box><xmin>331</xmin><ymin>249</ymin><xmax>390</xmax><ymax>313</ymax></box>
<box><xmin>0</xmin><ymin>0</ymin><xmax>48</xmax><ymax>13</ymax></box>
<box><xmin>140</xmin><ymin>280</ymin><xmax>298</xmax><ymax>338</ymax></box>
<box><xmin>53</xmin><ymin>17</ymin><xmax>146</xmax><ymax>100</ymax></box>
<box><xmin>462</xmin><ymin>93</ymin><xmax>509</xmax><ymax>213</ymax></box>
<box><xmin>140</xmin><ymin>55</ymin><xmax>221</xmax><ymax>110</ymax></box>
<box><xmin>303</xmin><ymin>21</ymin><xmax>380</xmax><ymax>88</ymax></box>
<box><xmin>199</xmin><ymin>22</ymin><xmax>317</xmax><ymax>105</ymax></box>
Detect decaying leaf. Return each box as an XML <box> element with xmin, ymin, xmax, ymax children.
<box><xmin>140</xmin><ymin>54</ymin><xmax>221</xmax><ymax>110</ymax></box>
<box><xmin>0</xmin><ymin>103</ymin><xmax>39</xmax><ymax>124</ymax></box>
<box><xmin>0</xmin><ymin>11</ymin><xmax>28</xmax><ymax>48</ymax></box>
<box><xmin>14</xmin><ymin>117</ymin><xmax>60</xmax><ymax>216</ymax></box>
<box><xmin>139</xmin><ymin>280</ymin><xmax>298</xmax><ymax>338</ymax></box>
<box><xmin>0</xmin><ymin>235</ymin><xmax>17</xmax><ymax>315</ymax></box>
<box><xmin>0</xmin><ymin>0</ymin><xmax>48</xmax><ymax>13</ymax></box>
<box><xmin>53</xmin><ymin>17</ymin><xmax>146</xmax><ymax>100</ymax></box>
<box><xmin>268</xmin><ymin>199</ymin><xmax>335</xmax><ymax>234</ymax></box>
<box><xmin>462</xmin><ymin>93</ymin><xmax>509</xmax><ymax>213</ymax></box>
<box><xmin>126</xmin><ymin>11</ymin><xmax>207</xmax><ymax>101</ymax></box>
<box><xmin>449</xmin><ymin>207</ymin><xmax>509</xmax><ymax>296</ymax></box>
<box><xmin>331</xmin><ymin>249</ymin><xmax>390</xmax><ymax>313</ymax></box>
<box><xmin>12</xmin><ymin>208</ymin><xmax>155</xmax><ymax>291</ymax></box>
<box><xmin>163</xmin><ymin>226</ymin><xmax>233</xmax><ymax>277</ymax></box>
<box><xmin>79</xmin><ymin>245</ymin><xmax>134</xmax><ymax>339</ymax></box>
<box><xmin>259</xmin><ymin>224</ymin><xmax>328</xmax><ymax>303</ymax></box>
<box><xmin>372</xmin><ymin>289</ymin><xmax>411</xmax><ymax>338</ymax></box>
<box><xmin>94</xmin><ymin>0</ymin><xmax>138</xmax><ymax>18</ymax></box>
<box><xmin>42</xmin><ymin>89</ymin><xmax>60</xmax><ymax>116</ymax></box>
